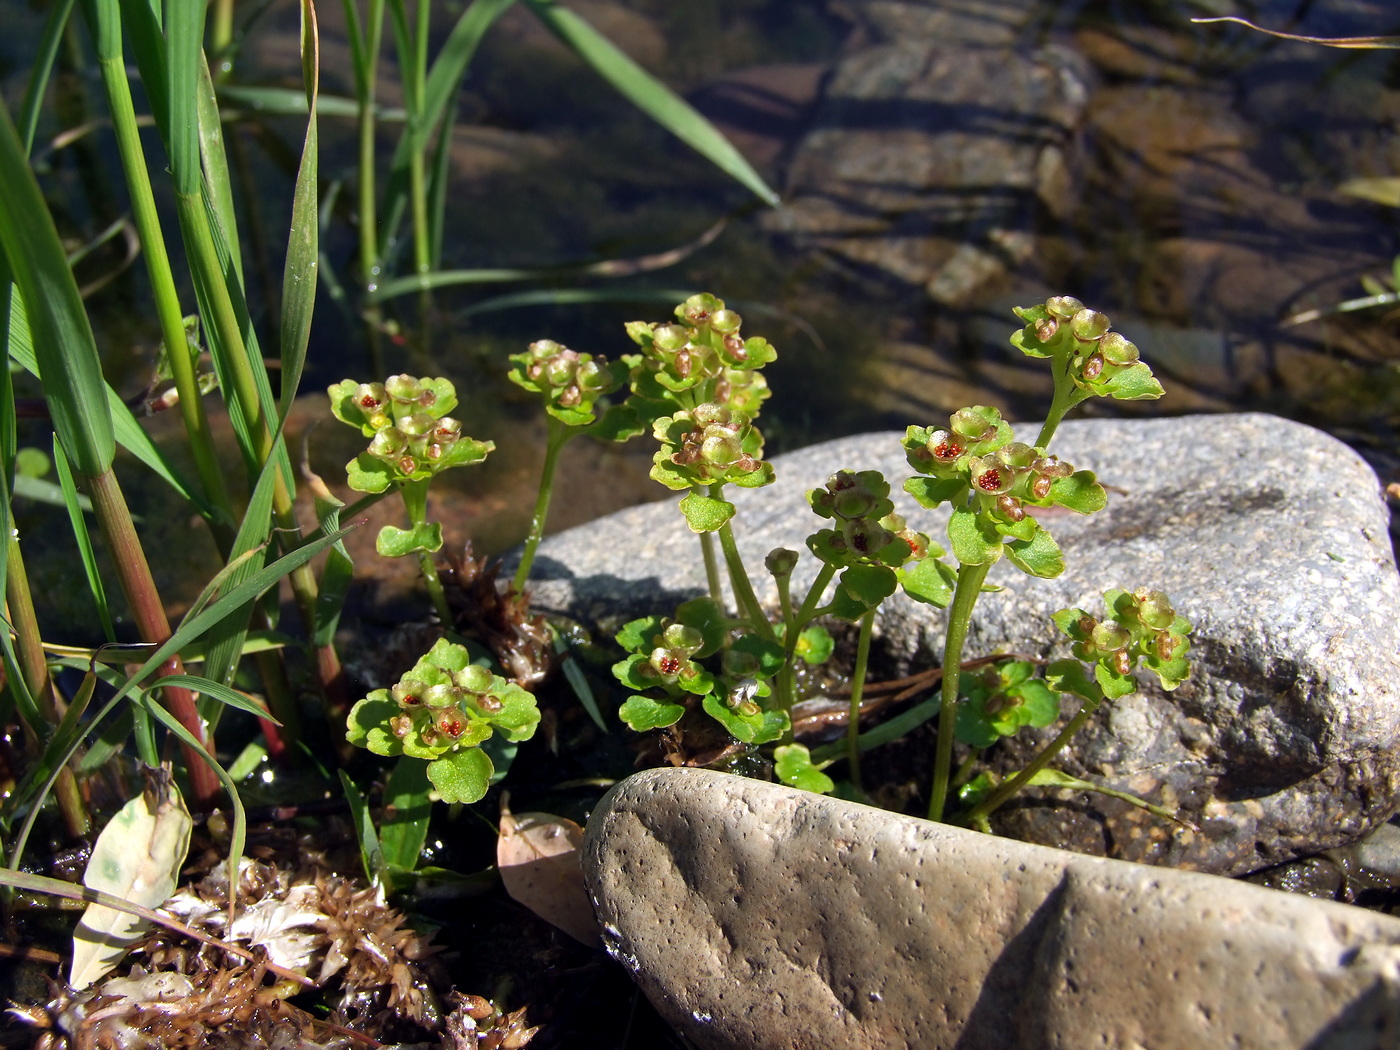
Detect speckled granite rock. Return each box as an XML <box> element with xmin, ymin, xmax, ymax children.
<box><xmin>583</xmin><ymin>768</ymin><xmax>1400</xmax><ymax>1050</ymax></box>
<box><xmin>520</xmin><ymin>414</ymin><xmax>1400</xmax><ymax>874</ymax></box>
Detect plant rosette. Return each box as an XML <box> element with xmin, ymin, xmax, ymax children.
<box><xmin>346</xmin><ymin>639</ymin><xmax>540</xmax><ymax>804</ymax></box>
<box><xmin>327</xmin><ymin>374</ymin><xmax>493</xmax><ymax>493</ymax></box>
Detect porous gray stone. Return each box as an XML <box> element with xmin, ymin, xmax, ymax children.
<box><xmin>583</xmin><ymin>767</ymin><xmax>1400</xmax><ymax>1050</ymax></box>
<box><xmin>522</xmin><ymin>414</ymin><xmax>1400</xmax><ymax>874</ymax></box>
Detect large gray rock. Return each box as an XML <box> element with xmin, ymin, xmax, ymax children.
<box><xmin>523</xmin><ymin>414</ymin><xmax>1400</xmax><ymax>874</ymax></box>
<box><xmin>761</xmin><ymin>0</ymin><xmax>1090</xmax><ymax>304</ymax></box>
<box><xmin>584</xmin><ymin>767</ymin><xmax>1400</xmax><ymax>1050</ymax></box>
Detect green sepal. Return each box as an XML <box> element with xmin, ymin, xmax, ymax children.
<box><xmin>347</xmin><ymin>692</ymin><xmax>400</xmax><ymax>754</ymax></box>
<box><xmin>702</xmin><ymin>693</ymin><xmax>788</xmax><ymax>744</ymax></box>
<box><xmin>679</xmin><ymin>491</ymin><xmax>736</xmax><ymax>533</ymax></box>
<box><xmin>1051</xmin><ymin>608</ymin><xmax>1092</xmax><ymax>642</ymax></box>
<box><xmin>1005</xmin><ymin>526</ymin><xmax>1064</xmax><ymax>579</ymax></box>
<box><xmin>376</xmin><ymin>521</ymin><xmax>443</xmax><ymax>557</ymax></box>
<box><xmin>1050</xmin><ymin>470</ymin><xmax>1108</xmax><ymax>514</ymax></box>
<box><xmin>1100</xmin><ymin>362</ymin><xmax>1163</xmax><ymax>401</ymax></box>
<box><xmin>774</xmin><ymin>744</ymin><xmax>834</xmax><ymax>794</ymax></box>
<box><xmin>899</xmin><ymin>554</ymin><xmax>956</xmax><ymax>607</ymax></box>
<box><xmin>617</xmin><ymin>616</ymin><xmax>667</xmax><ymax>654</ymax></box>
<box><xmin>346</xmin><ymin>453</ymin><xmax>393</xmax><ymax>493</ymax></box>
<box><xmin>806</xmin><ymin>528</ymin><xmax>847</xmax><ymax>566</ymax></box>
<box><xmin>826</xmin><ymin>586</ymin><xmax>871</xmax><ymax>623</ymax></box>
<box><xmin>676</xmin><ymin>597</ymin><xmax>728</xmax><ymax>658</ymax></box>
<box><xmin>948</xmin><ymin>506</ymin><xmax>1002</xmax><ymax>566</ymax></box>
<box><xmin>840</xmin><ymin>564</ymin><xmax>897</xmax><ymax>609</ymax></box>
<box><xmin>619</xmin><ymin>694</ymin><xmax>686</xmax><ymax>731</ymax></box>
<box><xmin>426</xmin><ymin>747</ymin><xmax>493</xmax><ymax>804</ymax></box>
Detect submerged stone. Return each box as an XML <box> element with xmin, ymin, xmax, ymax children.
<box><xmin>584</xmin><ymin>767</ymin><xmax>1400</xmax><ymax>1050</ymax></box>
<box><xmin>522</xmin><ymin>414</ymin><xmax>1400</xmax><ymax>874</ymax></box>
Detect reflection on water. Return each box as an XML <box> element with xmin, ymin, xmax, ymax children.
<box><xmin>5</xmin><ymin>0</ymin><xmax>1399</xmax><ymax>623</ymax></box>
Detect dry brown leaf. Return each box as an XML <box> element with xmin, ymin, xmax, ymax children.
<box><xmin>497</xmin><ymin>795</ymin><xmax>600</xmax><ymax>948</ymax></box>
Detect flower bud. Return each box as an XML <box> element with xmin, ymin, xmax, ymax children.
<box><xmin>995</xmin><ymin>494</ymin><xmax>1025</xmax><ymax>522</ymax></box>
<box><xmin>423</xmin><ymin>683</ymin><xmax>458</xmax><ymax>709</ymax></box>
<box><xmin>765</xmin><ymin>548</ymin><xmax>800</xmax><ymax>576</ymax></box>
<box><xmin>529</xmin><ymin>338</ymin><xmax>562</xmax><ymax>358</ymax></box>
<box><xmin>653</xmin><ymin>325</ymin><xmax>689</xmax><ymax>352</ymax></box>
<box><xmin>385</xmin><ymin>374</ymin><xmax>423</xmax><ymax>403</ymax></box>
<box><xmin>1111</xmin><ymin>650</ymin><xmax>1133</xmax><ymax>676</ymax></box>
<box><xmin>710</xmin><ymin>309</ymin><xmax>742</xmax><ymax>334</ymax></box>
<box><xmin>1156</xmin><ymin>632</ymin><xmax>1181</xmax><ymax>661</ymax></box>
<box><xmin>1034</xmin><ymin>317</ymin><xmax>1059</xmax><ymax>342</ymax></box>
<box><xmin>951</xmin><ymin>407</ymin><xmax>994</xmax><ymax>441</ymax></box>
<box><xmin>996</xmin><ymin>442</ymin><xmax>1036</xmax><ymax>470</ymax></box>
<box><xmin>700</xmin><ymin>433</ymin><xmax>742</xmax><ymax>465</ymax></box>
<box><xmin>369</xmin><ymin>427</ymin><xmax>407</xmax><ymax>460</ymax></box>
<box><xmin>399</xmin><ymin>411</ymin><xmax>435</xmax><ymax>437</ymax></box>
<box><xmin>1135</xmin><ymin>589</ymin><xmax>1176</xmax><ymax>631</ymax></box>
<box><xmin>1092</xmin><ymin>621</ymin><xmax>1131</xmax><ymax>652</ymax></box>
<box><xmin>1031</xmin><ymin>455</ymin><xmax>1072</xmax><ymax>478</ymax></box>
<box><xmin>1046</xmin><ymin>296</ymin><xmax>1084</xmax><ymax>319</ymax></box>
<box><xmin>455</xmin><ymin>664</ymin><xmax>495</xmax><ymax>694</ymax></box>
<box><xmin>693</xmin><ymin>402</ymin><xmax>731</xmax><ymax>427</ymax></box>
<box><xmin>1099</xmin><ymin>332</ymin><xmax>1139</xmax><ymax>367</ymax></box>
<box><xmin>1081</xmin><ymin>352</ymin><xmax>1105</xmax><ymax>381</ymax></box>
<box><xmin>1030</xmin><ymin>475</ymin><xmax>1053</xmax><ymax>500</ymax></box>
<box><xmin>390</xmin><ymin>714</ymin><xmax>414</xmax><ymax>738</ymax></box>
<box><xmin>663</xmin><ymin>623</ymin><xmax>704</xmax><ymax>654</ymax></box>
<box><xmin>474</xmin><ymin>693</ymin><xmax>503</xmax><ymax>714</ymax></box>
<box><xmin>545</xmin><ymin>353</ymin><xmax>578</xmax><ymax>387</ymax></box>
<box><xmin>1070</xmin><ymin>309</ymin><xmax>1111</xmax><ymax>341</ymax></box>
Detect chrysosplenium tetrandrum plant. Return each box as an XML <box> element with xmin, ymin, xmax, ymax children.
<box><xmin>346</xmin><ymin>639</ymin><xmax>540</xmax><ymax>805</ymax></box>
<box><xmin>586</xmin><ymin>293</ymin><xmax>1192</xmax><ymax>825</ymax></box>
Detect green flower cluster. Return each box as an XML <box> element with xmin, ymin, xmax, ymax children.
<box><xmin>954</xmin><ymin>660</ymin><xmax>1061</xmax><ymax>748</ymax></box>
<box><xmin>1051</xmin><ymin>588</ymin><xmax>1193</xmax><ymax>699</ymax></box>
<box><xmin>650</xmin><ymin>403</ymin><xmax>774</xmax><ymax>491</ymax></box>
<box><xmin>1011</xmin><ymin>296</ymin><xmax>1163</xmax><ymax>402</ymax></box>
<box><xmin>903</xmin><ymin>405</ymin><xmax>1106</xmax><ymax>577</ymax></box>
<box><xmin>807</xmin><ymin>469</ymin><xmax>928</xmax><ymax>567</ymax></box>
<box><xmin>328</xmin><ymin>374</ymin><xmax>493</xmax><ymax>493</ymax></box>
<box><xmin>613</xmin><ymin>598</ymin><xmax>789</xmax><ymax>745</ymax></box>
<box><xmin>623</xmin><ymin>293</ymin><xmax>776</xmax><ymax>414</ymax></box>
<box><xmin>507</xmin><ymin>339</ymin><xmax>625</xmax><ymax>427</ymax></box>
<box><xmin>346</xmin><ymin>639</ymin><xmax>540</xmax><ymax>804</ymax></box>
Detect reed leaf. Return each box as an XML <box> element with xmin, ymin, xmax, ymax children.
<box><xmin>279</xmin><ymin>0</ymin><xmax>320</xmax><ymax>420</ymax></box>
<box><xmin>18</xmin><ymin>0</ymin><xmax>77</xmax><ymax>154</ymax></box>
<box><xmin>521</xmin><ymin>0</ymin><xmax>779</xmax><ymax>206</ymax></box>
<box><xmin>0</xmin><ymin>103</ymin><xmax>115</xmax><ymax>478</ymax></box>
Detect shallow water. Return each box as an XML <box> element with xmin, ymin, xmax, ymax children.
<box><xmin>3</xmin><ymin>0</ymin><xmax>1398</xmax><ymax>621</ymax></box>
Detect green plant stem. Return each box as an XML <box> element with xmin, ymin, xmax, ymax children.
<box><xmin>961</xmin><ymin>695</ymin><xmax>1103</xmax><ymax>826</ymax></box>
<box><xmin>786</xmin><ymin>562</ymin><xmax>837</xmax><ymax>658</ymax></box>
<box><xmin>845</xmin><ymin>608</ymin><xmax>876</xmax><ymax>794</ymax></box>
<box><xmin>5</xmin><ymin>534</ymin><xmax>89</xmax><ymax>837</ymax></box>
<box><xmin>710</xmin><ymin>492</ymin><xmax>773</xmax><ymax>642</ymax></box>
<box><xmin>700</xmin><ymin>531</ymin><xmax>724</xmax><ymax>607</ymax></box>
<box><xmin>86</xmin><ymin>467</ymin><xmax>221</xmax><ymax>809</ymax></box>
<box><xmin>513</xmin><ymin>415</ymin><xmax>569</xmax><ymax>592</ymax></box>
<box><xmin>928</xmin><ymin>559</ymin><xmax>992</xmax><ymax>823</ymax></box>
<box><xmin>1034</xmin><ymin>355</ymin><xmax>1083</xmax><ymax>449</ymax></box>
<box><xmin>399</xmin><ymin>478</ymin><xmax>454</xmax><ymax>626</ymax></box>
<box><xmin>93</xmin><ymin>39</ymin><xmax>234</xmax><ymax>542</ymax></box>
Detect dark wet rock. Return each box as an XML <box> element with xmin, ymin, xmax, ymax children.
<box><xmin>584</xmin><ymin>767</ymin><xmax>1400</xmax><ymax>1050</ymax></box>
<box><xmin>521</xmin><ymin>414</ymin><xmax>1400</xmax><ymax>875</ymax></box>
<box><xmin>762</xmin><ymin>7</ymin><xmax>1092</xmax><ymax>304</ymax></box>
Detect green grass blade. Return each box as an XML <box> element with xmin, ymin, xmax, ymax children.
<box><xmin>338</xmin><ymin>770</ymin><xmax>386</xmax><ymax>887</ymax></box>
<box><xmin>18</xmin><ymin>0</ymin><xmax>77</xmax><ymax>154</ymax></box>
<box><xmin>279</xmin><ymin>0</ymin><xmax>319</xmax><ymax>421</ymax></box>
<box><xmin>153</xmin><ymin>674</ymin><xmax>278</xmax><ymax>723</ymax></box>
<box><xmin>4</xmin><ymin>519</ymin><xmax>358</xmax><ymax>863</ymax></box>
<box><xmin>117</xmin><ymin>0</ymin><xmax>168</xmax><ymax>133</ymax></box>
<box><xmin>521</xmin><ymin>0</ymin><xmax>778</xmax><ymax>206</ymax></box>
<box><xmin>52</xmin><ymin>440</ymin><xmax>116</xmax><ymax>642</ymax></box>
<box><xmin>0</xmin><ymin>103</ymin><xmax>115</xmax><ymax>477</ymax></box>
<box><xmin>163</xmin><ymin>0</ymin><xmax>204</xmax><ymax>196</ymax></box>
<box><xmin>378</xmin><ymin>0</ymin><xmax>516</xmax><ymax>258</ymax></box>
<box><xmin>197</xmin><ymin>53</ymin><xmax>243</xmax><ymax>285</ymax></box>
<box><xmin>5</xmin><ymin>287</ymin><xmax>206</xmax><ymax>510</ymax></box>
<box><xmin>216</xmin><ymin>86</ymin><xmax>394</xmax><ymax>120</ymax></box>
